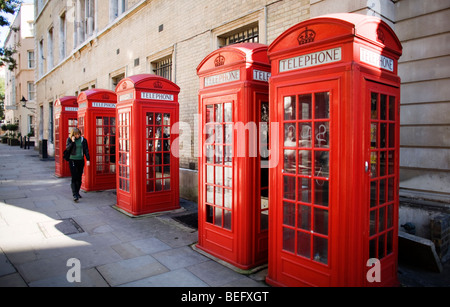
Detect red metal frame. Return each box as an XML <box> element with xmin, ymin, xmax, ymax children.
<box><xmin>115</xmin><ymin>74</ymin><xmax>180</xmax><ymax>216</ymax></box>
<box><xmin>196</xmin><ymin>43</ymin><xmax>271</xmax><ymax>270</ymax></box>
<box><xmin>77</xmin><ymin>89</ymin><xmax>117</xmax><ymax>192</ymax></box>
<box><xmin>266</xmin><ymin>13</ymin><xmax>402</xmax><ymax>287</ymax></box>
<box><xmin>54</xmin><ymin>96</ymin><xmax>78</xmax><ymax>178</ymax></box>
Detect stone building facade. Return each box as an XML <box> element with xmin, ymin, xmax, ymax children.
<box><xmin>3</xmin><ymin>3</ymin><xmax>36</xmax><ymax>139</ymax></box>
<box><xmin>33</xmin><ymin>0</ymin><xmax>449</xmax><ymax>217</ymax></box>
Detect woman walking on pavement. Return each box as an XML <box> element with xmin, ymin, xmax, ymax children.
<box><xmin>66</xmin><ymin>128</ymin><xmax>90</xmax><ymax>202</ymax></box>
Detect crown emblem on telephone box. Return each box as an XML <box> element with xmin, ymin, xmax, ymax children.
<box><xmin>214</xmin><ymin>54</ymin><xmax>225</xmax><ymax>67</ymax></box>
<box><xmin>154</xmin><ymin>81</ymin><xmax>163</xmax><ymax>89</ymax></box>
<box><xmin>297</xmin><ymin>27</ymin><xmax>316</xmax><ymax>45</ymax></box>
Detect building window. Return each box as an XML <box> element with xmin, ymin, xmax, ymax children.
<box><xmin>152</xmin><ymin>56</ymin><xmax>172</xmax><ymax>81</ymax></box>
<box><xmin>111</xmin><ymin>73</ymin><xmax>125</xmax><ymax>90</ymax></box>
<box><xmin>59</xmin><ymin>12</ymin><xmax>66</xmax><ymax>61</ymax></box>
<box><xmin>38</xmin><ymin>39</ymin><xmax>44</xmax><ymax>77</ymax></box>
<box><xmin>27</xmin><ymin>82</ymin><xmax>35</xmax><ymax>101</ymax></box>
<box><xmin>27</xmin><ymin>50</ymin><xmax>35</xmax><ymax>69</ymax></box>
<box><xmin>27</xmin><ymin>115</ymin><xmax>34</xmax><ymax>136</ymax></box>
<box><xmin>48</xmin><ymin>102</ymin><xmax>54</xmax><ymax>143</ymax></box>
<box><xmin>47</xmin><ymin>27</ymin><xmax>54</xmax><ymax>71</ymax></box>
<box><xmin>75</xmin><ymin>0</ymin><xmax>95</xmax><ymax>46</ymax></box>
<box><xmin>110</xmin><ymin>0</ymin><xmax>127</xmax><ymax>21</ymax></box>
<box><xmin>218</xmin><ymin>23</ymin><xmax>259</xmax><ymax>48</ymax></box>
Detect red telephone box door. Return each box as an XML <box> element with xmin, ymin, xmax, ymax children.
<box><xmin>200</xmin><ymin>95</ymin><xmax>236</xmax><ymax>258</ymax></box>
<box><xmin>271</xmin><ymin>80</ymin><xmax>338</xmax><ymax>286</ymax></box>
<box><xmin>144</xmin><ymin>109</ymin><xmax>175</xmax><ymax>195</ymax></box>
<box><xmin>364</xmin><ymin>80</ymin><xmax>400</xmax><ymax>286</ymax></box>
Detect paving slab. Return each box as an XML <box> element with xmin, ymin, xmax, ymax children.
<box><xmin>96</xmin><ymin>255</ymin><xmax>169</xmax><ymax>286</ymax></box>
<box><xmin>120</xmin><ymin>268</ymin><xmax>209</xmax><ymax>287</ymax></box>
<box><xmin>152</xmin><ymin>246</ymin><xmax>209</xmax><ymax>270</ymax></box>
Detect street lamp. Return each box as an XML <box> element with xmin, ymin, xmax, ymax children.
<box><xmin>20</xmin><ymin>96</ymin><xmax>35</xmax><ymax>110</ymax></box>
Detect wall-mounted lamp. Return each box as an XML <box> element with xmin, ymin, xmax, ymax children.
<box><xmin>20</xmin><ymin>96</ymin><xmax>35</xmax><ymax>110</ymax></box>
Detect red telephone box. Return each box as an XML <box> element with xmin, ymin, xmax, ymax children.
<box><xmin>54</xmin><ymin>96</ymin><xmax>78</xmax><ymax>177</ymax></box>
<box><xmin>115</xmin><ymin>74</ymin><xmax>180</xmax><ymax>216</ymax></box>
<box><xmin>196</xmin><ymin>43</ymin><xmax>271</xmax><ymax>270</ymax></box>
<box><xmin>77</xmin><ymin>89</ymin><xmax>117</xmax><ymax>192</ymax></box>
<box><xmin>266</xmin><ymin>14</ymin><xmax>402</xmax><ymax>287</ymax></box>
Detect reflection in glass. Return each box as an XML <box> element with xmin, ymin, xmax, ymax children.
<box><xmin>298</xmin><ymin>205</ymin><xmax>311</xmax><ymax>230</ymax></box>
<box><xmin>164</xmin><ymin>178</ymin><xmax>170</xmax><ymax>190</ymax></box>
<box><xmin>369</xmin><ymin>238</ymin><xmax>376</xmax><ymax>259</ymax></box>
<box><xmin>388</xmin><ymin>151</ymin><xmax>395</xmax><ymax>174</ymax></box>
<box><xmin>315</xmin><ymin>151</ymin><xmax>329</xmax><ymax>178</ymax></box>
<box><xmin>298</xmin><ymin>150</ymin><xmax>311</xmax><ymax>175</ymax></box>
<box><xmin>371</xmin><ymin>92</ymin><xmax>378</xmax><ymax>119</ymax></box>
<box><xmin>283</xmin><ymin>176</ymin><xmax>295</xmax><ymax>200</ymax></box>
<box><xmin>223</xmin><ymin>210</ymin><xmax>232</xmax><ymax>230</ymax></box>
<box><xmin>224</xmin><ymin>103</ymin><xmax>232</xmax><ymax>122</ymax></box>
<box><xmin>284</xmin><ymin>149</ymin><xmax>296</xmax><ymax>174</ymax></box>
<box><xmin>297</xmin><ymin>231</ymin><xmax>311</xmax><ymax>259</ymax></box>
<box><xmin>215</xmin><ymin>207</ymin><xmax>222</xmax><ymax>227</ymax></box>
<box><xmin>206</xmin><ymin>105</ymin><xmax>213</xmax><ymax>123</ymax></box>
<box><xmin>389</xmin><ymin>96</ymin><xmax>395</xmax><ymax>121</ymax></box>
<box><xmin>283</xmin><ymin>202</ymin><xmax>295</xmax><ymax>226</ymax></box>
<box><xmin>224</xmin><ymin>188</ymin><xmax>232</xmax><ymax>209</ymax></box>
<box><xmin>315</xmin><ymin>92</ymin><xmax>330</xmax><ymax>119</ymax></box>
<box><xmin>314</xmin><ymin>208</ymin><xmax>328</xmax><ymax>235</ymax></box>
<box><xmin>370</xmin><ymin>181</ymin><xmax>377</xmax><ymax>207</ymax></box>
<box><xmin>298</xmin><ymin>123</ymin><xmax>312</xmax><ymax>148</ymax></box>
<box><xmin>163</xmin><ymin>113</ymin><xmax>170</xmax><ymax>125</ymax></box>
<box><xmin>370</xmin><ymin>210</ymin><xmax>376</xmax><ymax>235</ymax></box>
<box><xmin>298</xmin><ymin>94</ymin><xmax>312</xmax><ymax>120</ymax></box>
<box><xmin>206</xmin><ymin>145</ymin><xmax>213</xmax><ymax>163</ymax></box>
<box><xmin>379</xmin><ymin>206</ymin><xmax>386</xmax><ymax>232</ymax></box>
<box><xmin>298</xmin><ymin>178</ymin><xmax>311</xmax><ymax>203</ymax></box>
<box><xmin>389</xmin><ymin>124</ymin><xmax>395</xmax><ymax>148</ymax></box>
<box><xmin>206</xmin><ymin>165</ymin><xmax>214</xmax><ymax>183</ymax></box>
<box><xmin>379</xmin><ymin>178</ymin><xmax>386</xmax><ymax>205</ymax></box>
<box><xmin>224</xmin><ymin>124</ymin><xmax>233</xmax><ymax>144</ymax></box>
<box><xmin>315</xmin><ymin>122</ymin><xmax>329</xmax><ymax>148</ymax></box>
<box><xmin>206</xmin><ymin>185</ymin><xmax>214</xmax><ymax>203</ymax></box>
<box><xmin>388</xmin><ymin>177</ymin><xmax>394</xmax><ymax>202</ymax></box>
<box><xmin>284</xmin><ymin>124</ymin><xmax>296</xmax><ymax>146</ymax></box>
<box><xmin>215</xmin><ymin>104</ymin><xmax>223</xmax><ymax>122</ymax></box>
<box><xmin>215</xmin><ymin>187</ymin><xmax>223</xmax><ymax>206</ymax></box>
<box><xmin>370</xmin><ymin>152</ymin><xmax>378</xmax><ymax>178</ymax></box>
<box><xmin>380</xmin><ymin>123</ymin><xmax>387</xmax><ymax>148</ymax></box>
<box><xmin>206</xmin><ymin>205</ymin><xmax>213</xmax><ymax>223</ymax></box>
<box><xmin>380</xmin><ymin>151</ymin><xmax>387</xmax><ymax>176</ymax></box>
<box><xmin>156</xmin><ymin>113</ymin><xmax>162</xmax><ymax>125</ymax></box>
<box><xmin>224</xmin><ymin>167</ymin><xmax>232</xmax><ymax>187</ymax></box>
<box><xmin>283</xmin><ymin>227</ymin><xmax>295</xmax><ymax>253</ymax></box>
<box><xmin>215</xmin><ymin>166</ymin><xmax>223</xmax><ymax>185</ymax></box>
<box><xmin>147</xmin><ymin>113</ymin><xmax>154</xmax><ymax>125</ymax></box>
<box><xmin>387</xmin><ymin>230</ymin><xmax>393</xmax><ymax>255</ymax></box>
<box><xmin>378</xmin><ymin>234</ymin><xmax>385</xmax><ymax>258</ymax></box>
<box><xmin>314</xmin><ymin>180</ymin><xmax>329</xmax><ymax>207</ymax></box>
<box><xmin>313</xmin><ymin>236</ymin><xmax>328</xmax><ymax>264</ymax></box>
<box><xmin>380</xmin><ymin>94</ymin><xmax>387</xmax><ymax>120</ymax></box>
<box><xmin>284</xmin><ymin>96</ymin><xmax>296</xmax><ymax>120</ymax></box>
<box><xmin>156</xmin><ymin>179</ymin><xmax>163</xmax><ymax>191</ymax></box>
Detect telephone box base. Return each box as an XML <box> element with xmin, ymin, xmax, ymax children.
<box><xmin>112</xmin><ymin>204</ymin><xmax>182</xmax><ymax>218</ymax></box>
<box><xmin>193</xmin><ymin>244</ymin><xmax>268</xmax><ymax>275</ymax></box>
<box><xmin>195</xmin><ymin>243</ymin><xmax>267</xmax><ymax>271</ymax></box>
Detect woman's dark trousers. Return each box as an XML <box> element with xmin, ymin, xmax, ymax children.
<box><xmin>69</xmin><ymin>159</ymin><xmax>85</xmax><ymax>196</ymax></box>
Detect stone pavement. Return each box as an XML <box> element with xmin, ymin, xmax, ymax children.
<box><xmin>0</xmin><ymin>144</ymin><xmax>267</xmax><ymax>287</ymax></box>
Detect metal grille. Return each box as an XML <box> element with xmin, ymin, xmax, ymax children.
<box><xmin>224</xmin><ymin>26</ymin><xmax>259</xmax><ymax>46</ymax></box>
<box><xmin>153</xmin><ymin>57</ymin><xmax>172</xmax><ymax>81</ymax></box>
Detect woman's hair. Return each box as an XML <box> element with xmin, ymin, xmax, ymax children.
<box><xmin>69</xmin><ymin>128</ymin><xmax>82</xmax><ymax>138</ymax></box>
